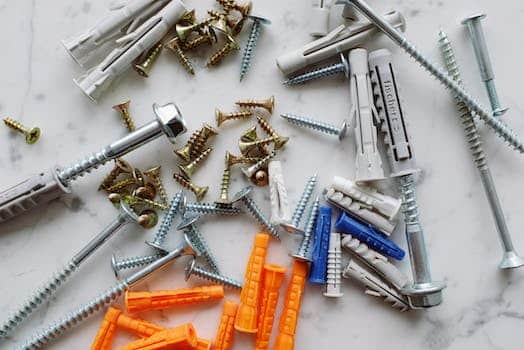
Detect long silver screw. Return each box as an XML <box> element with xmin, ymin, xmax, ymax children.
<box><xmin>184</xmin><ymin>221</ymin><xmax>221</xmax><ymax>273</ymax></box>
<box><xmin>16</xmin><ymin>236</ymin><xmax>197</xmax><ymax>350</ymax></box>
<box><xmin>335</xmin><ymin>0</ymin><xmax>524</xmax><ymax>153</ymax></box>
<box><xmin>231</xmin><ymin>186</ymin><xmax>280</xmax><ymax>239</ymax></box>
<box><xmin>398</xmin><ymin>174</ymin><xmax>446</xmax><ymax>308</ymax></box>
<box><xmin>292</xmin><ymin>197</ymin><xmax>320</xmax><ymax>261</ymax></box>
<box><xmin>0</xmin><ymin>201</ymin><xmax>138</xmax><ymax>339</ymax></box>
<box><xmin>281</xmin><ymin>174</ymin><xmax>318</xmax><ymax>233</ymax></box>
<box><xmin>239</xmin><ymin>15</ymin><xmax>271</xmax><ymax>81</ymax></box>
<box><xmin>145</xmin><ymin>191</ymin><xmax>184</xmax><ymax>251</ymax></box>
<box><xmin>185</xmin><ymin>257</ymin><xmax>242</xmax><ymax>290</ymax></box>
<box><xmin>439</xmin><ymin>30</ymin><xmax>524</xmax><ymax>269</ymax></box>
<box><xmin>111</xmin><ymin>253</ymin><xmax>165</xmax><ymax>277</ymax></box>
<box><xmin>280</xmin><ymin>113</ymin><xmax>348</xmax><ymax>141</ymax></box>
<box><xmin>283</xmin><ymin>53</ymin><xmax>350</xmax><ymax>85</ymax></box>
<box><xmin>462</xmin><ymin>14</ymin><xmax>508</xmax><ymax>117</ymax></box>
<box><xmin>184</xmin><ymin>202</ymin><xmax>242</xmax><ymax>215</ymax></box>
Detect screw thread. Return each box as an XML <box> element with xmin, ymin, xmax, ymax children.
<box><xmin>192</xmin><ymin>265</ymin><xmax>242</xmax><ymax>289</ymax></box>
<box><xmin>224</xmin><ymin>110</ymin><xmax>253</xmax><ymax>121</ymax></box>
<box><xmin>148</xmin><ymin>192</ymin><xmax>183</xmax><ymax>247</ymax></box>
<box><xmin>296</xmin><ymin>198</ymin><xmax>319</xmax><ymax>257</ymax></box>
<box><xmin>283</xmin><ymin>62</ymin><xmax>345</xmax><ymax>85</ymax></box>
<box><xmin>281</xmin><ymin>113</ymin><xmax>340</xmax><ymax>136</ymax></box>
<box><xmin>185</xmin><ymin>202</ymin><xmax>241</xmax><ymax>215</ymax></box>
<box><xmin>185</xmin><ymin>225</ymin><xmax>221</xmax><ymax>273</ymax></box>
<box><xmin>185</xmin><ymin>147</ymin><xmax>213</xmax><ymax>171</ymax></box>
<box><xmin>114</xmin><ymin>254</ymin><xmax>164</xmax><ymax>272</ymax></box>
<box><xmin>183</xmin><ymin>34</ymin><xmax>213</xmax><ymax>51</ymax></box>
<box><xmin>173</xmin><ymin>174</ymin><xmax>201</xmax><ymax>198</ymax></box>
<box><xmin>3</xmin><ymin>117</ymin><xmax>28</xmax><ymax>133</ymax></box>
<box><xmin>291</xmin><ymin>174</ymin><xmax>317</xmax><ymax>227</ymax></box>
<box><xmin>58</xmin><ymin>150</ymin><xmax>110</xmax><ymax>185</ymax></box>
<box><xmin>18</xmin><ymin>281</ymin><xmax>128</xmax><ymax>350</ymax></box>
<box><xmin>124</xmin><ymin>195</ymin><xmax>168</xmax><ymax>211</ymax></box>
<box><xmin>242</xmin><ymin>150</ymin><xmax>276</xmax><ymax>178</ymax></box>
<box><xmin>398</xmin><ymin>174</ymin><xmax>419</xmax><ymax>226</ymax></box>
<box><xmin>255</xmin><ymin>115</ymin><xmax>277</xmax><ymax>137</ymax></box>
<box><xmin>217</xmin><ymin>168</ymin><xmax>231</xmax><ymax>202</ymax></box>
<box><xmin>168</xmin><ymin>38</ymin><xmax>195</xmax><ymax>75</ymax></box>
<box><xmin>438</xmin><ymin>30</ymin><xmax>487</xmax><ymax>170</ymax></box>
<box><xmin>242</xmin><ymin>196</ymin><xmax>279</xmax><ymax>239</ymax></box>
<box><xmin>0</xmin><ymin>261</ymin><xmax>78</xmax><ymax>339</ymax></box>
<box><xmin>240</xmin><ymin>20</ymin><xmax>261</xmax><ymax>80</ymax></box>
<box><xmin>106</xmin><ymin>178</ymin><xmax>136</xmax><ymax>193</ymax></box>
<box><xmin>152</xmin><ymin>176</ymin><xmax>169</xmax><ymax>205</ymax></box>
<box><xmin>207</xmin><ymin>42</ymin><xmax>237</xmax><ymax>66</ymax></box>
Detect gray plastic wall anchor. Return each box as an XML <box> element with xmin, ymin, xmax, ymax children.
<box><xmin>269</xmin><ymin>161</ymin><xmax>292</xmax><ymax>225</ymax></box>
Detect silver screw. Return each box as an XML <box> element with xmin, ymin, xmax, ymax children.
<box><xmin>185</xmin><ymin>257</ymin><xmax>242</xmax><ymax>290</ymax></box>
<box><xmin>398</xmin><ymin>174</ymin><xmax>446</xmax><ymax>308</ymax></box>
<box><xmin>462</xmin><ymin>14</ymin><xmax>509</xmax><ymax>117</ymax></box>
<box><xmin>439</xmin><ymin>30</ymin><xmax>524</xmax><ymax>269</ymax></box>
<box><xmin>280</xmin><ymin>113</ymin><xmax>348</xmax><ymax>141</ymax></box>
<box><xmin>292</xmin><ymin>197</ymin><xmax>320</xmax><ymax>261</ymax></box>
<box><xmin>184</xmin><ymin>220</ymin><xmax>221</xmax><ymax>274</ymax></box>
<box><xmin>145</xmin><ymin>191</ymin><xmax>184</xmax><ymax>252</ymax></box>
<box><xmin>17</xmin><ymin>236</ymin><xmax>198</xmax><ymax>350</ymax></box>
<box><xmin>111</xmin><ymin>253</ymin><xmax>165</xmax><ymax>277</ymax></box>
<box><xmin>335</xmin><ymin>0</ymin><xmax>524</xmax><ymax>153</ymax></box>
<box><xmin>231</xmin><ymin>186</ymin><xmax>280</xmax><ymax>239</ymax></box>
<box><xmin>239</xmin><ymin>15</ymin><xmax>271</xmax><ymax>81</ymax></box>
<box><xmin>183</xmin><ymin>202</ymin><xmax>242</xmax><ymax>216</ymax></box>
<box><xmin>281</xmin><ymin>174</ymin><xmax>318</xmax><ymax>233</ymax></box>
<box><xmin>283</xmin><ymin>53</ymin><xmax>350</xmax><ymax>85</ymax></box>
<box><xmin>0</xmin><ymin>201</ymin><xmax>138</xmax><ymax>339</ymax></box>
<box><xmin>241</xmin><ymin>150</ymin><xmax>277</xmax><ymax>179</ymax></box>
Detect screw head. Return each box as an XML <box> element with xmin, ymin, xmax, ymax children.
<box><xmin>144</xmin><ymin>165</ymin><xmax>161</xmax><ymax>178</ymax></box>
<box><xmin>340</xmin><ymin>53</ymin><xmax>350</xmax><ymax>79</ymax></box>
<box><xmin>120</xmin><ymin>200</ymin><xmax>139</xmax><ymax>223</ymax></box>
<box><xmin>138</xmin><ymin>209</ymin><xmax>158</xmax><ymax>229</ymax></box>
<box><xmin>25</xmin><ymin>127</ymin><xmax>41</xmax><ymax>144</ymax></box>
<box><xmin>110</xmin><ymin>255</ymin><xmax>119</xmax><ymax>278</ymax></box>
<box><xmin>461</xmin><ymin>13</ymin><xmax>487</xmax><ymax>25</ymax></box>
<box><xmin>338</xmin><ymin>120</ymin><xmax>349</xmax><ymax>141</ymax></box>
<box><xmin>153</xmin><ymin>103</ymin><xmax>187</xmax><ymax>143</ymax></box>
<box><xmin>493</xmin><ymin>107</ymin><xmax>510</xmax><ymax>117</ymax></box>
<box><xmin>252</xmin><ymin>169</ymin><xmax>268</xmax><ymax>186</ymax></box>
<box><xmin>182</xmin><ymin>233</ymin><xmax>201</xmax><ymax>257</ymax></box>
<box><xmin>231</xmin><ymin>186</ymin><xmax>253</xmax><ymax>203</ymax></box>
<box><xmin>184</xmin><ymin>256</ymin><xmax>197</xmax><ymax>281</ymax></box>
<box><xmin>499</xmin><ymin>251</ymin><xmax>524</xmax><ymax>269</ymax></box>
<box><xmin>241</xmin><ymin>126</ymin><xmax>258</xmax><ymax>142</ymax></box>
<box><xmin>248</xmin><ymin>15</ymin><xmax>271</xmax><ymax>25</ymax></box>
<box><xmin>177</xmin><ymin>214</ymin><xmax>200</xmax><ymax>230</ymax></box>
<box><xmin>279</xmin><ymin>222</ymin><xmax>305</xmax><ymax>235</ymax></box>
<box><xmin>401</xmin><ymin>281</ymin><xmax>446</xmax><ymax>308</ymax></box>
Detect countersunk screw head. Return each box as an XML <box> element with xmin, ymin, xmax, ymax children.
<box><xmin>25</xmin><ymin>127</ymin><xmax>41</xmax><ymax>144</ymax></box>
<box><xmin>153</xmin><ymin>103</ymin><xmax>187</xmax><ymax>143</ymax></box>
<box><xmin>177</xmin><ymin>214</ymin><xmax>201</xmax><ymax>230</ymax></box>
<box><xmin>338</xmin><ymin>120</ymin><xmax>349</xmax><ymax>141</ymax></box>
<box><xmin>248</xmin><ymin>15</ymin><xmax>271</xmax><ymax>25</ymax></box>
<box><xmin>184</xmin><ymin>256</ymin><xmax>197</xmax><ymax>281</ymax></box>
<box><xmin>111</xmin><ymin>254</ymin><xmax>119</xmax><ymax>278</ymax></box>
<box><xmin>461</xmin><ymin>13</ymin><xmax>487</xmax><ymax>25</ymax></box>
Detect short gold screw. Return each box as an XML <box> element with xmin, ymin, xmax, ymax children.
<box><xmin>105</xmin><ymin>178</ymin><xmax>137</xmax><ymax>193</ymax></box>
<box><xmin>3</xmin><ymin>117</ymin><xmax>40</xmax><ymax>144</ymax></box>
<box><xmin>255</xmin><ymin>115</ymin><xmax>289</xmax><ymax>149</ymax></box>
<box><xmin>215</xmin><ymin>167</ymin><xmax>232</xmax><ymax>205</ymax></box>
<box><xmin>134</xmin><ymin>41</ymin><xmax>164</xmax><ymax>78</ymax></box>
<box><xmin>215</xmin><ymin>109</ymin><xmax>253</xmax><ymax>127</ymax></box>
<box><xmin>207</xmin><ymin>36</ymin><xmax>239</xmax><ymax>67</ymax></box>
<box><xmin>225</xmin><ymin>151</ymin><xmax>260</xmax><ymax>167</ymax></box>
<box><xmin>182</xmin><ymin>28</ymin><xmax>217</xmax><ymax>51</ymax></box>
<box><xmin>236</xmin><ymin>95</ymin><xmax>275</xmax><ymax>114</ymax></box>
<box><xmin>178</xmin><ymin>147</ymin><xmax>213</xmax><ymax>178</ymax></box>
<box><xmin>112</xmin><ymin>101</ymin><xmax>136</xmax><ymax>132</ymax></box>
<box><xmin>98</xmin><ymin>158</ymin><xmax>133</xmax><ymax>191</ymax></box>
<box><xmin>175</xmin><ymin>123</ymin><xmax>218</xmax><ymax>163</ymax></box>
<box><xmin>173</xmin><ymin>173</ymin><xmax>209</xmax><ymax>201</ymax></box>
<box><xmin>123</xmin><ymin>195</ymin><xmax>168</xmax><ymax>211</ymax></box>
<box><xmin>165</xmin><ymin>37</ymin><xmax>195</xmax><ymax>75</ymax></box>
<box><xmin>238</xmin><ymin>135</ymin><xmax>277</xmax><ymax>155</ymax></box>
<box><xmin>144</xmin><ymin>165</ymin><xmax>168</xmax><ymax>205</ymax></box>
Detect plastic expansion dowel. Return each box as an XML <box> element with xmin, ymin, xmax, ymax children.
<box><xmin>309</xmin><ymin>206</ymin><xmax>332</xmax><ymax>284</ymax></box>
<box><xmin>90</xmin><ymin>307</ymin><xmax>122</xmax><ymax>350</ymax></box>
<box><xmin>214</xmin><ymin>301</ymin><xmax>239</xmax><ymax>350</ymax></box>
<box><xmin>117</xmin><ymin>324</ymin><xmax>197</xmax><ymax>350</ymax></box>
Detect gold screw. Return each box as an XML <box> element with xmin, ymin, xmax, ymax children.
<box><xmin>225</xmin><ymin>151</ymin><xmax>260</xmax><ymax>167</ymax></box>
<box><xmin>215</xmin><ymin>109</ymin><xmax>253</xmax><ymax>127</ymax></box>
<box><xmin>173</xmin><ymin>173</ymin><xmax>208</xmax><ymax>201</ymax></box>
<box><xmin>108</xmin><ymin>193</ymin><xmax>122</xmax><ymax>207</ymax></box>
<box><xmin>178</xmin><ymin>147</ymin><xmax>213</xmax><ymax>178</ymax></box>
<box><xmin>123</xmin><ymin>195</ymin><xmax>168</xmax><ymax>211</ymax></box>
<box><xmin>133</xmin><ymin>184</ymin><xmax>157</xmax><ymax>201</ymax></box>
<box><xmin>238</xmin><ymin>136</ymin><xmax>277</xmax><ymax>155</ymax></box>
<box><xmin>236</xmin><ymin>95</ymin><xmax>275</xmax><ymax>114</ymax></box>
<box><xmin>132</xmin><ymin>168</ymin><xmax>146</xmax><ymax>187</ymax></box>
<box><xmin>182</xmin><ymin>28</ymin><xmax>217</xmax><ymax>51</ymax></box>
<box><xmin>207</xmin><ymin>36</ymin><xmax>239</xmax><ymax>67</ymax></box>
<box><xmin>239</xmin><ymin>126</ymin><xmax>270</xmax><ymax>156</ymax></box>
<box><xmin>175</xmin><ymin>123</ymin><xmax>218</xmax><ymax>163</ymax></box>
<box><xmin>3</xmin><ymin>117</ymin><xmax>40</xmax><ymax>144</ymax></box>
<box><xmin>255</xmin><ymin>115</ymin><xmax>289</xmax><ymax>149</ymax></box>
<box><xmin>137</xmin><ymin>209</ymin><xmax>159</xmax><ymax>229</ymax></box>
<box><xmin>179</xmin><ymin>9</ymin><xmax>197</xmax><ymax>25</ymax></box>
<box><xmin>112</xmin><ymin>101</ymin><xmax>136</xmax><ymax>132</ymax></box>
<box><xmin>175</xmin><ymin>16</ymin><xmax>218</xmax><ymax>42</ymax></box>
<box><xmin>144</xmin><ymin>166</ymin><xmax>168</xmax><ymax>205</ymax></box>
<box><xmin>106</xmin><ymin>178</ymin><xmax>137</xmax><ymax>193</ymax></box>
<box><xmin>134</xmin><ymin>42</ymin><xmax>164</xmax><ymax>78</ymax></box>
<box><xmin>215</xmin><ymin>167</ymin><xmax>232</xmax><ymax>204</ymax></box>
<box><xmin>165</xmin><ymin>37</ymin><xmax>195</xmax><ymax>75</ymax></box>
<box><xmin>253</xmin><ymin>169</ymin><xmax>269</xmax><ymax>186</ymax></box>
<box><xmin>98</xmin><ymin>158</ymin><xmax>133</xmax><ymax>191</ymax></box>
<box><xmin>217</xmin><ymin>0</ymin><xmax>252</xmax><ymax>17</ymax></box>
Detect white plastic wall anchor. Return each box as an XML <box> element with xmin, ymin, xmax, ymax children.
<box><xmin>62</xmin><ymin>0</ymin><xmax>171</xmax><ymax>69</ymax></box>
<box><xmin>324</xmin><ymin>188</ymin><xmax>395</xmax><ymax>236</ymax></box>
<box><xmin>369</xmin><ymin>49</ymin><xmax>419</xmax><ymax>178</ymax></box>
<box><xmin>324</xmin><ymin>232</ymin><xmax>343</xmax><ymax>298</ymax></box>
<box><xmin>341</xmin><ymin>234</ymin><xmax>408</xmax><ymax>289</ymax></box>
<box><xmin>348</xmin><ymin>48</ymin><xmax>384</xmax><ymax>183</ymax></box>
<box><xmin>276</xmin><ymin>11</ymin><xmax>405</xmax><ymax>76</ymax></box>
<box><xmin>331</xmin><ymin>176</ymin><xmax>401</xmax><ymax>220</ymax></box>
<box><xmin>310</xmin><ymin>0</ymin><xmax>332</xmax><ymax>38</ymax></box>
<box><xmin>269</xmin><ymin>161</ymin><xmax>292</xmax><ymax>225</ymax></box>
<box><xmin>74</xmin><ymin>0</ymin><xmax>187</xmax><ymax>102</ymax></box>
<box><xmin>343</xmin><ymin>259</ymin><xmax>409</xmax><ymax>312</ymax></box>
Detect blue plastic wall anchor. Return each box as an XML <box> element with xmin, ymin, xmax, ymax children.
<box><xmin>308</xmin><ymin>206</ymin><xmax>332</xmax><ymax>284</ymax></box>
<box><xmin>334</xmin><ymin>212</ymin><xmax>405</xmax><ymax>260</ymax></box>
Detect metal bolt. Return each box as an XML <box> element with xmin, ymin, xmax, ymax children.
<box><xmin>280</xmin><ymin>113</ymin><xmax>348</xmax><ymax>141</ymax></box>
<box><xmin>241</xmin><ymin>150</ymin><xmax>276</xmax><ymax>179</ymax></box>
<box><xmin>185</xmin><ymin>257</ymin><xmax>242</xmax><ymax>289</ymax></box>
<box><xmin>145</xmin><ymin>191</ymin><xmax>184</xmax><ymax>252</ymax></box>
<box><xmin>335</xmin><ymin>0</ymin><xmax>524</xmax><ymax>153</ymax></box>
<box><xmin>112</xmin><ymin>100</ymin><xmax>136</xmax><ymax>132</ymax></box>
<box><xmin>98</xmin><ymin>158</ymin><xmax>133</xmax><ymax>191</ymax></box>
<box><xmin>111</xmin><ymin>253</ymin><xmax>165</xmax><ymax>277</ymax></box>
<box><xmin>239</xmin><ymin>15</ymin><xmax>271</xmax><ymax>81</ymax></box>
<box><xmin>3</xmin><ymin>117</ymin><xmax>40</xmax><ymax>144</ymax></box>
<box><xmin>165</xmin><ymin>37</ymin><xmax>196</xmax><ymax>75</ymax></box>
<box><xmin>283</xmin><ymin>53</ymin><xmax>350</xmax><ymax>85</ymax></box>
<box><xmin>0</xmin><ymin>201</ymin><xmax>138</xmax><ymax>339</ymax></box>
<box><xmin>173</xmin><ymin>174</ymin><xmax>209</xmax><ymax>201</ymax></box>
<box><xmin>462</xmin><ymin>14</ymin><xmax>508</xmax><ymax>117</ymax></box>
<box><xmin>183</xmin><ymin>201</ymin><xmax>241</xmax><ymax>215</ymax></box>
<box><xmin>17</xmin><ymin>236</ymin><xmax>198</xmax><ymax>350</ymax></box>
<box><xmin>292</xmin><ymin>197</ymin><xmax>320</xmax><ymax>261</ymax></box>
<box><xmin>281</xmin><ymin>173</ymin><xmax>317</xmax><ymax>233</ymax></box>
<box><xmin>398</xmin><ymin>174</ymin><xmax>446</xmax><ymax>308</ymax></box>
<box><xmin>184</xmin><ymin>220</ymin><xmax>221</xmax><ymax>273</ymax></box>
<box><xmin>178</xmin><ymin>147</ymin><xmax>213</xmax><ymax>179</ymax></box>
<box><xmin>144</xmin><ymin>165</ymin><xmax>168</xmax><ymax>205</ymax></box>
<box><xmin>134</xmin><ymin>41</ymin><xmax>164</xmax><ymax>78</ymax></box>
<box><xmin>231</xmin><ymin>186</ymin><xmax>280</xmax><ymax>239</ymax></box>
<box><xmin>236</xmin><ymin>95</ymin><xmax>275</xmax><ymax>114</ymax></box>
<box><xmin>439</xmin><ymin>30</ymin><xmax>524</xmax><ymax>269</ymax></box>
<box><xmin>215</xmin><ymin>109</ymin><xmax>253</xmax><ymax>127</ymax></box>
<box><xmin>255</xmin><ymin>115</ymin><xmax>289</xmax><ymax>149</ymax></box>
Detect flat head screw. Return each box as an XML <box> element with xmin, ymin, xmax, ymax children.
<box><xmin>134</xmin><ymin>41</ymin><xmax>164</xmax><ymax>78</ymax></box>
<box><xmin>112</xmin><ymin>100</ymin><xmax>136</xmax><ymax>132</ymax></box>
<box><xmin>207</xmin><ymin>35</ymin><xmax>240</xmax><ymax>67</ymax></box>
<box><xmin>239</xmin><ymin>15</ymin><xmax>271</xmax><ymax>81</ymax></box>
<box><xmin>178</xmin><ymin>147</ymin><xmax>213</xmax><ymax>179</ymax></box>
<box><xmin>255</xmin><ymin>115</ymin><xmax>289</xmax><ymax>149</ymax></box>
<box><xmin>283</xmin><ymin>53</ymin><xmax>350</xmax><ymax>85</ymax></box>
<box><xmin>461</xmin><ymin>14</ymin><xmax>508</xmax><ymax>117</ymax></box>
<box><xmin>165</xmin><ymin>37</ymin><xmax>196</xmax><ymax>75</ymax></box>
<box><xmin>215</xmin><ymin>109</ymin><xmax>253</xmax><ymax>127</ymax></box>
<box><xmin>98</xmin><ymin>158</ymin><xmax>133</xmax><ymax>191</ymax></box>
<box><xmin>144</xmin><ymin>165</ymin><xmax>168</xmax><ymax>205</ymax></box>
<box><xmin>3</xmin><ymin>117</ymin><xmax>40</xmax><ymax>144</ymax></box>
<box><xmin>236</xmin><ymin>95</ymin><xmax>275</xmax><ymax>114</ymax></box>
<box><xmin>173</xmin><ymin>174</ymin><xmax>209</xmax><ymax>201</ymax></box>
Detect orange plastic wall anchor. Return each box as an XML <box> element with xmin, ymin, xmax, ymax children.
<box><xmin>91</xmin><ymin>307</ymin><xmax>122</xmax><ymax>350</ymax></box>
<box><xmin>116</xmin><ymin>313</ymin><xmax>165</xmax><ymax>338</ymax></box>
<box><xmin>254</xmin><ymin>264</ymin><xmax>287</xmax><ymax>350</ymax></box>
<box><xmin>117</xmin><ymin>324</ymin><xmax>197</xmax><ymax>350</ymax></box>
<box><xmin>213</xmin><ymin>301</ymin><xmax>239</xmax><ymax>350</ymax></box>
<box><xmin>125</xmin><ymin>285</ymin><xmax>224</xmax><ymax>313</ymax></box>
<box><xmin>196</xmin><ymin>337</ymin><xmax>212</xmax><ymax>350</ymax></box>
<box><xmin>234</xmin><ymin>233</ymin><xmax>270</xmax><ymax>333</ymax></box>
<box><xmin>273</xmin><ymin>260</ymin><xmax>309</xmax><ymax>350</ymax></box>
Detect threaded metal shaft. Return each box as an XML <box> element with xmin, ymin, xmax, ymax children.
<box><xmin>281</xmin><ymin>113</ymin><xmax>341</xmax><ymax>137</ymax></box>
<box><xmin>57</xmin><ymin>150</ymin><xmax>109</xmax><ymax>185</ymax></box>
<box><xmin>190</xmin><ymin>264</ymin><xmax>242</xmax><ymax>289</ymax></box>
<box><xmin>284</xmin><ymin>62</ymin><xmax>346</xmax><ymax>85</ymax></box>
<box><xmin>185</xmin><ymin>225</ymin><xmax>221</xmax><ymax>273</ymax></box>
<box><xmin>241</xmin><ymin>196</ymin><xmax>279</xmax><ymax>239</ymax></box>
<box><xmin>185</xmin><ymin>202</ymin><xmax>241</xmax><ymax>215</ymax></box>
<box><xmin>240</xmin><ymin>20</ymin><xmax>261</xmax><ymax>81</ymax></box>
<box><xmin>147</xmin><ymin>192</ymin><xmax>183</xmax><ymax>248</ymax></box>
<box><xmin>291</xmin><ymin>174</ymin><xmax>317</xmax><ymax>228</ymax></box>
<box><xmin>112</xmin><ymin>254</ymin><xmax>164</xmax><ymax>273</ymax></box>
<box><xmin>294</xmin><ymin>198</ymin><xmax>319</xmax><ymax>259</ymax></box>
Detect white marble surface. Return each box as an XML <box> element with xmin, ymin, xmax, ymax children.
<box><xmin>1</xmin><ymin>0</ymin><xmax>524</xmax><ymax>349</ymax></box>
